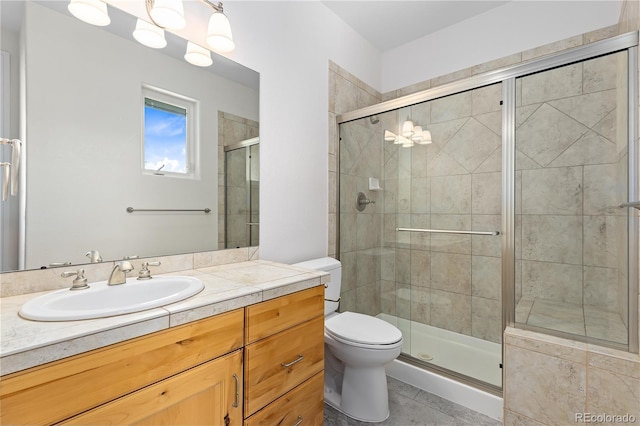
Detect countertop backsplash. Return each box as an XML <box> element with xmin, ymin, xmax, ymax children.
<box><xmin>0</xmin><ymin>247</ymin><xmax>260</xmax><ymax>298</ymax></box>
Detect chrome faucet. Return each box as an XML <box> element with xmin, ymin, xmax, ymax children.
<box><xmin>85</xmin><ymin>250</ymin><xmax>102</xmax><ymax>263</ymax></box>
<box><xmin>107</xmin><ymin>261</ymin><xmax>134</xmax><ymax>285</ymax></box>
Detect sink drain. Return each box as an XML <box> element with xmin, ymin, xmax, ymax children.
<box><xmin>417</xmin><ymin>353</ymin><xmax>433</xmax><ymax>361</ymax></box>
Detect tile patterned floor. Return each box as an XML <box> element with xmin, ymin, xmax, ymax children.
<box><xmin>323</xmin><ymin>377</ymin><xmax>501</xmax><ymax>426</ymax></box>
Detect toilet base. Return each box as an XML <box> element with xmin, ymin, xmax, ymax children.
<box><xmin>324</xmin><ymin>362</ymin><xmax>391</xmax><ymax>423</ymax></box>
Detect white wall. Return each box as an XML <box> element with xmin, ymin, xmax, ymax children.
<box><xmin>381</xmin><ymin>0</ymin><xmax>623</xmax><ymax>93</ymax></box>
<box><xmin>23</xmin><ymin>2</ymin><xmax>258</xmax><ymax>268</ymax></box>
<box><xmin>223</xmin><ymin>1</ymin><xmax>381</xmax><ymax>263</ymax></box>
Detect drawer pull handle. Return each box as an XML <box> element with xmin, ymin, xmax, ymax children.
<box><xmin>293</xmin><ymin>415</ymin><xmax>303</xmax><ymax>426</ymax></box>
<box><xmin>232</xmin><ymin>373</ymin><xmax>239</xmax><ymax>408</ymax></box>
<box><xmin>281</xmin><ymin>354</ymin><xmax>304</xmax><ymax>368</ymax></box>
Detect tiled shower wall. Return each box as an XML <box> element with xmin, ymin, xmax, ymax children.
<box><xmin>328</xmin><ymin>61</ymin><xmax>382</xmax><ymax>312</ymax></box>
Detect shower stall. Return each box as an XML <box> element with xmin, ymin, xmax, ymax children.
<box><xmin>336</xmin><ymin>32</ymin><xmax>639</xmax><ymax>393</ymax></box>
<box><xmin>224</xmin><ymin>138</ymin><xmax>259</xmax><ymax>248</ymax></box>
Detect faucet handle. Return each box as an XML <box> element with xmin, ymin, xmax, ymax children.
<box><xmin>138</xmin><ymin>261</ymin><xmax>161</xmax><ymax>280</ymax></box>
<box><xmin>61</xmin><ymin>269</ymin><xmax>90</xmax><ymax>291</ymax></box>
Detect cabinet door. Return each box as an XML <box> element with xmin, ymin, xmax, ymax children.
<box><xmin>61</xmin><ymin>350</ymin><xmax>243</xmax><ymax>426</ymax></box>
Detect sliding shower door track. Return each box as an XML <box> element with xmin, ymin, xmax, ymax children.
<box><xmin>396</xmin><ymin>353</ymin><xmax>503</xmax><ymax>397</ymax></box>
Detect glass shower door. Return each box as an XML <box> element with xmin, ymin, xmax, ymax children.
<box><xmin>514</xmin><ymin>51</ymin><xmax>630</xmax><ymax>346</ymax></box>
<box><xmin>385</xmin><ymin>84</ymin><xmax>504</xmax><ymax>388</ymax></box>
<box><xmin>224</xmin><ymin>139</ymin><xmax>259</xmax><ymax>248</ymax></box>
<box><xmin>339</xmin><ymin>83</ymin><xmax>504</xmax><ymax>389</ymax></box>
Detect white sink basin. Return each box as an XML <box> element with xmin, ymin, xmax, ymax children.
<box><xmin>19</xmin><ymin>276</ymin><xmax>204</xmax><ymax>321</ymax></box>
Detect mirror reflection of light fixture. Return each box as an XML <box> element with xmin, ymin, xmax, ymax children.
<box><xmin>67</xmin><ymin>0</ymin><xmax>110</xmax><ymax>26</ymax></box>
<box><xmin>184</xmin><ymin>42</ymin><xmax>213</xmax><ymax>67</ymax></box>
<box><xmin>146</xmin><ymin>0</ymin><xmax>186</xmax><ymax>30</ymax></box>
<box><xmin>384</xmin><ymin>130</ymin><xmax>396</xmax><ymax>142</ymax></box>
<box><xmin>384</xmin><ymin>120</ymin><xmax>432</xmax><ymax>147</ymax></box>
<box><xmin>419</xmin><ymin>130</ymin><xmax>432</xmax><ymax>144</ymax></box>
<box><xmin>133</xmin><ymin>18</ymin><xmax>167</xmax><ymax>49</ymax></box>
<box><xmin>412</xmin><ymin>126</ymin><xmax>423</xmax><ymax>142</ymax></box>
<box><xmin>206</xmin><ymin>3</ymin><xmax>235</xmax><ymax>53</ymax></box>
<box><xmin>401</xmin><ymin>120</ymin><xmax>414</xmax><ymax>137</ymax></box>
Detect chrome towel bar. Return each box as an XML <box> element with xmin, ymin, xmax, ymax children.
<box><xmin>619</xmin><ymin>201</ymin><xmax>640</xmax><ymax>210</ymax></box>
<box><xmin>396</xmin><ymin>227</ymin><xmax>500</xmax><ymax>236</ymax></box>
<box><xmin>126</xmin><ymin>207</ymin><xmax>211</xmax><ymax>213</ymax></box>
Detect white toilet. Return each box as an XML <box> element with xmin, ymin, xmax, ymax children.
<box><xmin>293</xmin><ymin>257</ymin><xmax>403</xmax><ymax>422</ymax></box>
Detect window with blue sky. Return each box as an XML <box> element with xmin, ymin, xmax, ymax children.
<box><xmin>142</xmin><ymin>86</ymin><xmax>197</xmax><ymax>178</ymax></box>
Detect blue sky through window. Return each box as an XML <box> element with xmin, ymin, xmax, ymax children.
<box><xmin>144</xmin><ymin>102</ymin><xmax>187</xmax><ymax>173</ymax></box>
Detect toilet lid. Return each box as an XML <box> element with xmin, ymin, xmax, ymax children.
<box><xmin>325</xmin><ymin>312</ymin><xmax>403</xmax><ymax>345</ymax></box>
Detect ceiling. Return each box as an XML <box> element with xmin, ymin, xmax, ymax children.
<box><xmin>322</xmin><ymin>1</ymin><xmax>510</xmax><ymax>52</ymax></box>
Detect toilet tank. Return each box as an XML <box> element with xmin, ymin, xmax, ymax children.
<box><xmin>292</xmin><ymin>257</ymin><xmax>341</xmax><ymax>316</ymax></box>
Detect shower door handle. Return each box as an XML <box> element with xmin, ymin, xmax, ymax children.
<box><xmin>0</xmin><ymin>162</ymin><xmax>9</xmax><ymax>201</ymax></box>
<box><xmin>619</xmin><ymin>201</ymin><xmax>640</xmax><ymax>210</ymax></box>
<box><xmin>396</xmin><ymin>227</ymin><xmax>500</xmax><ymax>236</ymax></box>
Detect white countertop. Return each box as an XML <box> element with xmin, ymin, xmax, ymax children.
<box><xmin>0</xmin><ymin>260</ymin><xmax>328</xmax><ymax>376</ymax></box>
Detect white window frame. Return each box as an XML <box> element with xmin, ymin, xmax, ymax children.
<box><xmin>141</xmin><ymin>85</ymin><xmax>199</xmax><ymax>179</ymax></box>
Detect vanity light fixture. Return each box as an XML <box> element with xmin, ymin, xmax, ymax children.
<box><xmin>67</xmin><ymin>0</ymin><xmax>111</xmax><ymax>26</ymax></box>
<box><xmin>184</xmin><ymin>42</ymin><xmax>213</xmax><ymax>67</ymax></box>
<box><xmin>133</xmin><ymin>18</ymin><xmax>167</xmax><ymax>49</ymax></box>
<box><xmin>146</xmin><ymin>0</ymin><xmax>186</xmax><ymax>30</ymax></box>
<box><xmin>206</xmin><ymin>2</ymin><xmax>235</xmax><ymax>53</ymax></box>
<box><xmin>384</xmin><ymin>120</ymin><xmax>432</xmax><ymax>147</ymax></box>
<box><xmin>142</xmin><ymin>0</ymin><xmax>235</xmax><ymax>54</ymax></box>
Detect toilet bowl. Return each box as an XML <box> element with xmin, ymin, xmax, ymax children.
<box><xmin>292</xmin><ymin>258</ymin><xmax>403</xmax><ymax>423</ymax></box>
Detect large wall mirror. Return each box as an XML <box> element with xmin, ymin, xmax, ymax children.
<box><xmin>0</xmin><ymin>0</ymin><xmax>259</xmax><ymax>272</ymax></box>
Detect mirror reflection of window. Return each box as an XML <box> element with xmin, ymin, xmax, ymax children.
<box><xmin>142</xmin><ymin>86</ymin><xmax>197</xmax><ymax>178</ymax></box>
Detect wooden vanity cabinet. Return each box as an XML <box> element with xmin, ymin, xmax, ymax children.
<box><xmin>243</xmin><ymin>286</ymin><xmax>325</xmax><ymax>425</ymax></box>
<box><xmin>0</xmin><ymin>285</ymin><xmax>326</xmax><ymax>426</ymax></box>
<box><xmin>0</xmin><ymin>308</ymin><xmax>244</xmax><ymax>426</ymax></box>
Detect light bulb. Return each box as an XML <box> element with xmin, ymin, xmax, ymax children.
<box><xmin>207</xmin><ymin>11</ymin><xmax>235</xmax><ymax>53</ymax></box>
<box><xmin>68</xmin><ymin>0</ymin><xmax>110</xmax><ymax>26</ymax></box>
<box><xmin>420</xmin><ymin>130</ymin><xmax>432</xmax><ymax>144</ymax></box>
<box><xmin>133</xmin><ymin>19</ymin><xmax>167</xmax><ymax>49</ymax></box>
<box><xmin>411</xmin><ymin>126</ymin><xmax>423</xmax><ymax>142</ymax></box>
<box><xmin>148</xmin><ymin>0</ymin><xmax>186</xmax><ymax>29</ymax></box>
<box><xmin>185</xmin><ymin>42</ymin><xmax>213</xmax><ymax>67</ymax></box>
<box><xmin>401</xmin><ymin>120</ymin><xmax>414</xmax><ymax>137</ymax></box>
<box><xmin>384</xmin><ymin>130</ymin><xmax>397</xmax><ymax>142</ymax></box>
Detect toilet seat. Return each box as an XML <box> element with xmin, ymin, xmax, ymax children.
<box><xmin>325</xmin><ymin>311</ymin><xmax>403</xmax><ymax>349</ymax></box>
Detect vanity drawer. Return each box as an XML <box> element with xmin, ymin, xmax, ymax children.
<box><xmin>0</xmin><ymin>308</ymin><xmax>244</xmax><ymax>426</ymax></box>
<box><xmin>244</xmin><ymin>315</ymin><xmax>324</xmax><ymax>416</ymax></box>
<box><xmin>245</xmin><ymin>285</ymin><xmax>324</xmax><ymax>344</ymax></box>
<box><xmin>244</xmin><ymin>371</ymin><xmax>324</xmax><ymax>426</ymax></box>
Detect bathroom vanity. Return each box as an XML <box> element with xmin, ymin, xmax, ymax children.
<box><xmin>0</xmin><ymin>260</ymin><xmax>327</xmax><ymax>425</ymax></box>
